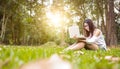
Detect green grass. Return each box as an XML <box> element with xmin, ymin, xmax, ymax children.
<box><xmin>0</xmin><ymin>45</ymin><xmax>120</xmax><ymax>69</ymax></box>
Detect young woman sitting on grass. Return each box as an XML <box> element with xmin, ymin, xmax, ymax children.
<box><xmin>66</xmin><ymin>19</ymin><xmax>107</xmax><ymax>51</ymax></box>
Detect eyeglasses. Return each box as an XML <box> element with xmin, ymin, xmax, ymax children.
<box><xmin>84</xmin><ymin>25</ymin><xmax>88</xmax><ymax>27</ymax></box>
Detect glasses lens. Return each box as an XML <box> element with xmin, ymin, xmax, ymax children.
<box><xmin>84</xmin><ymin>25</ymin><xmax>88</xmax><ymax>27</ymax></box>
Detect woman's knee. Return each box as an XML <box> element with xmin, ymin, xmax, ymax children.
<box><xmin>78</xmin><ymin>42</ymin><xmax>85</xmax><ymax>45</ymax></box>
<box><xmin>77</xmin><ymin>42</ymin><xmax>86</xmax><ymax>47</ymax></box>
<box><xmin>86</xmin><ymin>44</ymin><xmax>99</xmax><ymax>50</ymax></box>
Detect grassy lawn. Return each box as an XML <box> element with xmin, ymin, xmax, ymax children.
<box><xmin>0</xmin><ymin>45</ymin><xmax>120</xmax><ymax>69</ymax></box>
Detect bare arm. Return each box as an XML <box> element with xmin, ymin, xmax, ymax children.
<box><xmin>86</xmin><ymin>29</ymin><xmax>100</xmax><ymax>43</ymax></box>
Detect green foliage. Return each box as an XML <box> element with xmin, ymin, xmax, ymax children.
<box><xmin>65</xmin><ymin>35</ymin><xmax>76</xmax><ymax>45</ymax></box>
<box><xmin>0</xmin><ymin>45</ymin><xmax>120</xmax><ymax>69</ymax></box>
<box><xmin>0</xmin><ymin>0</ymin><xmax>119</xmax><ymax>45</ymax></box>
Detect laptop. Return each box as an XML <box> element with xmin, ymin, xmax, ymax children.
<box><xmin>68</xmin><ymin>25</ymin><xmax>85</xmax><ymax>39</ymax></box>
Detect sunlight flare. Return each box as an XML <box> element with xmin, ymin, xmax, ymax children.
<box><xmin>46</xmin><ymin>12</ymin><xmax>62</xmax><ymax>27</ymax></box>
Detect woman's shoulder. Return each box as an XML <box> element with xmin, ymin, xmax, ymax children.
<box><xmin>93</xmin><ymin>29</ymin><xmax>101</xmax><ymax>36</ymax></box>
<box><xmin>94</xmin><ymin>28</ymin><xmax>101</xmax><ymax>33</ymax></box>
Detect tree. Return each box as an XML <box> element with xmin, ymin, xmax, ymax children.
<box><xmin>0</xmin><ymin>0</ymin><xmax>119</xmax><ymax>46</ymax></box>
<box><xmin>105</xmin><ymin>0</ymin><xmax>117</xmax><ymax>46</ymax></box>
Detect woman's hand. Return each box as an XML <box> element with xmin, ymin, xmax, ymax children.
<box><xmin>73</xmin><ymin>34</ymin><xmax>78</xmax><ymax>39</ymax></box>
<box><xmin>78</xmin><ymin>40</ymin><xmax>86</xmax><ymax>42</ymax></box>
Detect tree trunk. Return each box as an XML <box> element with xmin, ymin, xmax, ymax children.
<box><xmin>0</xmin><ymin>8</ymin><xmax>8</xmax><ymax>43</ymax></box>
<box><xmin>105</xmin><ymin>0</ymin><xmax>117</xmax><ymax>46</ymax></box>
<box><xmin>0</xmin><ymin>11</ymin><xmax>5</xmax><ymax>42</ymax></box>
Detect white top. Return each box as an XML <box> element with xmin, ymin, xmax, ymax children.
<box><xmin>86</xmin><ymin>29</ymin><xmax>107</xmax><ymax>50</ymax></box>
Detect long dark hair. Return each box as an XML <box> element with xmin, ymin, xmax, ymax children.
<box><xmin>84</xmin><ymin>19</ymin><xmax>96</xmax><ymax>37</ymax></box>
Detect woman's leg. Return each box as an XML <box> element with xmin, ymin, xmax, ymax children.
<box><xmin>85</xmin><ymin>44</ymin><xmax>99</xmax><ymax>50</ymax></box>
<box><xmin>66</xmin><ymin>42</ymin><xmax>85</xmax><ymax>50</ymax></box>
<box><xmin>65</xmin><ymin>42</ymin><xmax>77</xmax><ymax>50</ymax></box>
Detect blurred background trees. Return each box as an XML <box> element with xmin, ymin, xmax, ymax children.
<box><xmin>0</xmin><ymin>0</ymin><xmax>120</xmax><ymax>46</ymax></box>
